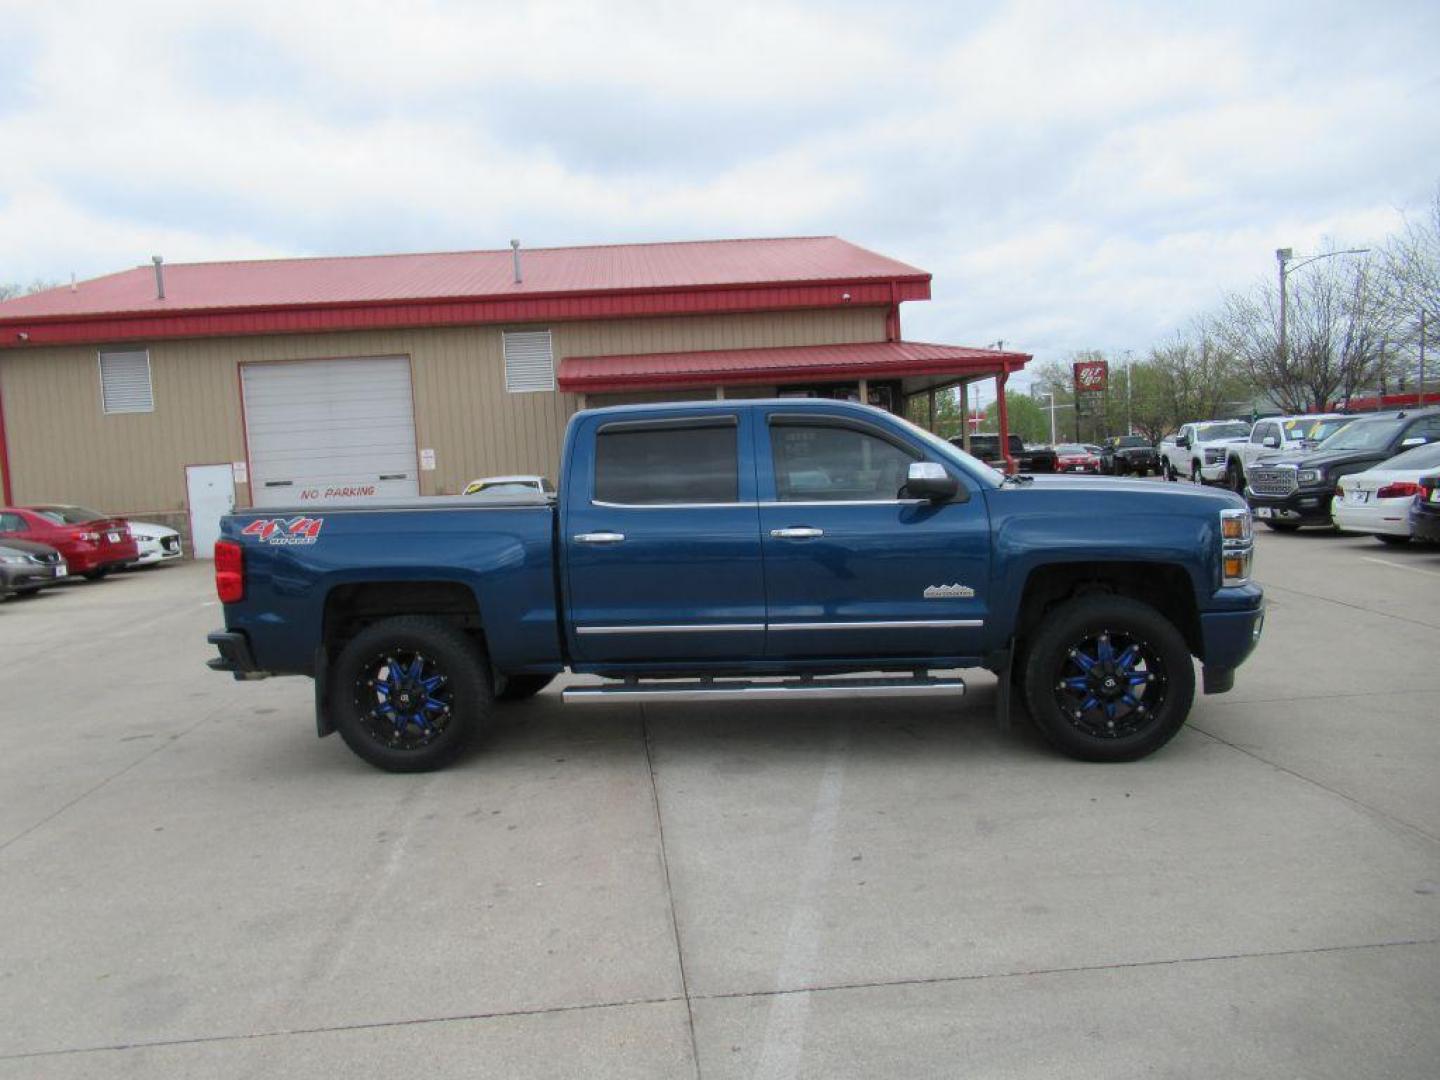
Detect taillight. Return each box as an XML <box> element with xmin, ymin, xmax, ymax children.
<box><xmin>72</xmin><ymin>530</ymin><xmax>100</xmax><ymax>542</ymax></box>
<box><xmin>215</xmin><ymin>540</ymin><xmax>244</xmax><ymax>603</ymax></box>
<box><xmin>1376</xmin><ymin>482</ymin><xmax>1422</xmax><ymax>500</ymax></box>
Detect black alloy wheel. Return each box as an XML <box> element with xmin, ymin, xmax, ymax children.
<box><xmin>1022</xmin><ymin>595</ymin><xmax>1195</xmax><ymax>761</ymax></box>
<box><xmin>332</xmin><ymin>616</ymin><xmax>491</xmax><ymax>772</ymax></box>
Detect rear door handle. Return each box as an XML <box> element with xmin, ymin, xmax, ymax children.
<box><xmin>770</xmin><ymin>527</ymin><xmax>824</xmax><ymax>539</ymax></box>
<box><xmin>573</xmin><ymin>532</ymin><xmax>626</xmax><ymax>545</ymax></box>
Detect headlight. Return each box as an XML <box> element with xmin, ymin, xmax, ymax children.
<box><xmin>1296</xmin><ymin>468</ymin><xmax>1323</xmax><ymax>485</ymax></box>
<box><xmin>0</xmin><ymin>555</ymin><xmax>30</xmax><ymax>565</ymax></box>
<box><xmin>1220</xmin><ymin>508</ymin><xmax>1254</xmax><ymax>586</ymax></box>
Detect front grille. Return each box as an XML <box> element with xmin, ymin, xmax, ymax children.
<box><xmin>1249</xmin><ymin>466</ymin><xmax>1297</xmax><ymax>497</ymax></box>
<box><xmin>161</xmin><ymin>536</ymin><xmax>180</xmax><ymax>552</ymax></box>
<box><xmin>30</xmin><ymin>550</ymin><xmax>60</xmax><ymax>565</ymax></box>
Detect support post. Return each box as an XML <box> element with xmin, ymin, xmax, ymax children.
<box><xmin>715</xmin><ymin>386</ymin><xmax>726</xmax><ymax>400</ymax></box>
<box><xmin>996</xmin><ymin>367</ymin><xmax>1014</xmax><ymax>473</ymax></box>
<box><xmin>857</xmin><ymin>378</ymin><xmax>869</xmax><ymax>407</ymax></box>
<box><xmin>960</xmin><ymin>381</ymin><xmax>971</xmax><ymax>453</ymax></box>
<box><xmin>927</xmin><ymin>388</ymin><xmax>936</xmax><ymax>432</ymax></box>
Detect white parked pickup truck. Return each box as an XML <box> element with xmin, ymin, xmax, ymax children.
<box><xmin>1220</xmin><ymin>414</ymin><xmax>1352</xmax><ymax>494</ymax></box>
<box><xmin>1162</xmin><ymin>421</ymin><xmax>1253</xmax><ymax>483</ymax></box>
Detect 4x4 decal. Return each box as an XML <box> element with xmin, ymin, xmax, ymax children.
<box><xmin>242</xmin><ymin>516</ymin><xmax>324</xmax><ymax>545</ymax></box>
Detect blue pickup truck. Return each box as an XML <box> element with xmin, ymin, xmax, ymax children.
<box><xmin>208</xmin><ymin>399</ymin><xmax>1264</xmax><ymax>771</ymax></box>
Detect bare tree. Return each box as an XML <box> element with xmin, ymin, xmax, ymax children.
<box><xmin>1217</xmin><ymin>252</ymin><xmax>1384</xmax><ymax>413</ymax></box>
<box><xmin>1376</xmin><ymin>187</ymin><xmax>1440</xmax><ymax>392</ymax></box>
<box><xmin>0</xmin><ymin>279</ymin><xmax>61</xmax><ymax>302</ymax></box>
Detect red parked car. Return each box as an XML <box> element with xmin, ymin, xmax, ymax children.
<box><xmin>1054</xmin><ymin>443</ymin><xmax>1102</xmax><ymax>474</ymax></box>
<box><xmin>0</xmin><ymin>505</ymin><xmax>139</xmax><ymax>579</ymax></box>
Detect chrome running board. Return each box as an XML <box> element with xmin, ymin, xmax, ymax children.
<box><xmin>562</xmin><ymin>674</ymin><xmax>966</xmax><ymax>704</ymax></box>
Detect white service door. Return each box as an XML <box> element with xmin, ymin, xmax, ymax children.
<box><xmin>186</xmin><ymin>464</ymin><xmax>235</xmax><ymax>560</ymax></box>
<box><xmin>241</xmin><ymin>357</ymin><xmax>420</xmax><ymax>507</ymax></box>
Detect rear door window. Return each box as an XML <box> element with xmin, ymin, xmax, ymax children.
<box><xmin>594</xmin><ymin>421</ymin><xmax>738</xmax><ymax>505</ymax></box>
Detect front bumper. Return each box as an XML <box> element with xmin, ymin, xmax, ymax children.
<box><xmin>207</xmin><ymin>630</ymin><xmax>270</xmax><ymax>679</ymax></box>
<box><xmin>133</xmin><ymin>536</ymin><xmax>184</xmax><ymax>564</ymax></box>
<box><xmin>1245</xmin><ymin>486</ymin><xmax>1335</xmax><ymax>526</ymax></box>
<box><xmin>1199</xmin><ymin>461</ymin><xmax>1228</xmax><ymax>482</ymax></box>
<box><xmin>1</xmin><ymin>562</ymin><xmax>69</xmax><ymax>592</ymax></box>
<box><xmin>1198</xmin><ymin>585</ymin><xmax>1265</xmax><ymax>693</ymax></box>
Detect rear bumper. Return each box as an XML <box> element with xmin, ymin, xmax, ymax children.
<box><xmin>1332</xmin><ymin>497</ymin><xmax>1412</xmax><ymax>537</ymax></box>
<box><xmin>207</xmin><ymin>630</ymin><xmax>270</xmax><ymax>679</ymax></box>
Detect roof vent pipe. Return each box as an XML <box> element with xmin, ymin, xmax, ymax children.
<box><xmin>510</xmin><ymin>239</ymin><xmax>522</xmax><ymax>284</ymax></box>
<box><xmin>151</xmin><ymin>255</ymin><xmax>165</xmax><ymax>300</ymax></box>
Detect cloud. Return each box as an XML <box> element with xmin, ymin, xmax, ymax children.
<box><xmin>1</xmin><ymin>0</ymin><xmax>1437</xmax><ymax>373</ymax></box>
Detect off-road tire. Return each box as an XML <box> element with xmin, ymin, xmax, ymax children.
<box><xmin>331</xmin><ymin>616</ymin><xmax>491</xmax><ymax>772</ymax></box>
<box><xmin>1022</xmin><ymin>595</ymin><xmax>1195</xmax><ymax>762</ymax></box>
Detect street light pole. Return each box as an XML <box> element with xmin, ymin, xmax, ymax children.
<box><xmin>1276</xmin><ymin>246</ymin><xmax>1370</xmax><ymax>373</ymax></box>
<box><xmin>1276</xmin><ymin>248</ymin><xmax>1292</xmax><ymax>366</ymax></box>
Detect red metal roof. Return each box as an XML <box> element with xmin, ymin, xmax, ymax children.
<box><xmin>558</xmin><ymin>340</ymin><xmax>1030</xmax><ymax>392</ymax></box>
<box><xmin>0</xmin><ymin>236</ymin><xmax>925</xmax><ymax>321</ymax></box>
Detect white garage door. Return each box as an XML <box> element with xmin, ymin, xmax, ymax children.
<box><xmin>242</xmin><ymin>357</ymin><xmax>420</xmax><ymax>508</ymax></box>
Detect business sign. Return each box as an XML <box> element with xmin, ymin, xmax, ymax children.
<box><xmin>1073</xmin><ymin>359</ymin><xmax>1109</xmax><ymax>393</ymax></box>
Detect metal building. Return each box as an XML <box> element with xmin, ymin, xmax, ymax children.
<box><xmin>0</xmin><ymin>237</ymin><xmax>1029</xmax><ymax>553</ymax></box>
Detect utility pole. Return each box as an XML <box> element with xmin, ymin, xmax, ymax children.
<box><xmin>1124</xmin><ymin>349</ymin><xmax>1134</xmax><ymax>435</ymax></box>
<box><xmin>1421</xmin><ymin>309</ymin><xmax>1428</xmax><ymax>403</ymax></box>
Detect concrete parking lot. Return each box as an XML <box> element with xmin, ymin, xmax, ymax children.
<box><xmin>2</xmin><ymin>528</ymin><xmax>1438</xmax><ymax>1079</ymax></box>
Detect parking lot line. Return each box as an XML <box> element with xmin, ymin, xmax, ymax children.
<box><xmin>1361</xmin><ymin>556</ymin><xmax>1440</xmax><ymax>579</ymax></box>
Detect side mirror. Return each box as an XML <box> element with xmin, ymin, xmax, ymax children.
<box><xmin>1400</xmin><ymin>436</ymin><xmax>1426</xmax><ymax>448</ymax></box>
<box><xmin>1262</xmin><ymin>435</ymin><xmax>1279</xmax><ymax>448</ymax></box>
<box><xmin>907</xmin><ymin>461</ymin><xmax>959</xmax><ymax>501</ymax></box>
<box><xmin>1176</xmin><ymin>435</ymin><xmax>1191</xmax><ymax>449</ymax></box>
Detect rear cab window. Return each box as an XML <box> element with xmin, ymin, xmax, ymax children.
<box><xmin>593</xmin><ymin>418</ymin><xmax>739</xmax><ymax>505</ymax></box>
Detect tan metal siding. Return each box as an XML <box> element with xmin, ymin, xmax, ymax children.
<box><xmin>0</xmin><ymin>306</ymin><xmax>886</xmax><ymax>517</ymax></box>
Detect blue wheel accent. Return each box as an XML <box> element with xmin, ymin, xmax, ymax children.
<box><xmin>354</xmin><ymin>649</ymin><xmax>455</xmax><ymax>750</ymax></box>
<box><xmin>1051</xmin><ymin>627</ymin><xmax>1168</xmax><ymax>740</ymax></box>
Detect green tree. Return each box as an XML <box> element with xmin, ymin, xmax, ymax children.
<box><xmin>982</xmin><ymin>392</ymin><xmax>1048</xmax><ymax>443</ymax></box>
<box><xmin>904</xmin><ymin>386</ymin><xmax>966</xmax><ymax>440</ymax></box>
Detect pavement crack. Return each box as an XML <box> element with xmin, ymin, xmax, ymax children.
<box><xmin>640</xmin><ymin>702</ymin><xmax>703</xmax><ymax>1080</ymax></box>
<box><xmin>0</xmin><ymin>994</ymin><xmax>687</xmax><ymax>1062</ymax></box>
<box><xmin>693</xmin><ymin>936</ymin><xmax>1440</xmax><ymax>1004</ymax></box>
<box><xmin>1189</xmin><ymin>723</ymin><xmax>1440</xmax><ymax>846</ymax></box>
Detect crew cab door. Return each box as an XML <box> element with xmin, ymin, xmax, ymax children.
<box><xmin>561</xmin><ymin>409</ymin><xmax>766</xmax><ymax>665</ymax></box>
<box><xmin>755</xmin><ymin>409</ymin><xmax>990</xmax><ymax>662</ymax></box>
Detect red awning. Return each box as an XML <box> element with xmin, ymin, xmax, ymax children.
<box><xmin>557</xmin><ymin>340</ymin><xmax>1029</xmax><ymax>392</ymax></box>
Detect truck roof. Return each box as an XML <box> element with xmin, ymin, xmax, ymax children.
<box><xmin>574</xmin><ymin>398</ymin><xmax>895</xmax><ymax>421</ymax></box>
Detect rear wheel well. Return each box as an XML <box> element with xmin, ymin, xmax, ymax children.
<box><xmin>1014</xmin><ymin>563</ymin><xmax>1201</xmax><ymax>663</ymax></box>
<box><xmin>323</xmin><ymin>581</ymin><xmax>484</xmax><ymax>655</ymax></box>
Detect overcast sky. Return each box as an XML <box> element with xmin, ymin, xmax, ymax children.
<box><xmin>2</xmin><ymin>0</ymin><xmax>1437</xmax><ymax>399</ymax></box>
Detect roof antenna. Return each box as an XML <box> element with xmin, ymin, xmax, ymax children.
<box><xmin>510</xmin><ymin>239</ymin><xmax>522</xmax><ymax>284</ymax></box>
<box><xmin>152</xmin><ymin>255</ymin><xmax>166</xmax><ymax>300</ymax></box>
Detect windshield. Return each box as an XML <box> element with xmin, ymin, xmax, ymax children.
<box><xmin>1115</xmin><ymin>436</ymin><xmax>1148</xmax><ymax>447</ymax></box>
<box><xmin>1304</xmin><ymin>417</ymin><xmax>1352</xmax><ymax>442</ymax></box>
<box><xmin>467</xmin><ymin>481</ymin><xmax>539</xmax><ymax>497</ymax></box>
<box><xmin>1379</xmin><ymin>441</ymin><xmax>1440</xmax><ymax>472</ymax></box>
<box><xmin>1198</xmin><ymin>422</ymin><xmax>1250</xmax><ymax>440</ymax></box>
<box><xmin>1055</xmin><ymin>444</ymin><xmax>1088</xmax><ymax>455</ymax></box>
<box><xmin>1323</xmin><ymin>418</ymin><xmax>1403</xmax><ymax>451</ymax></box>
<box><xmin>33</xmin><ymin>505</ymin><xmax>106</xmax><ymax>524</ymax></box>
<box><xmin>891</xmin><ymin>413</ymin><xmax>1004</xmax><ymax>487</ymax></box>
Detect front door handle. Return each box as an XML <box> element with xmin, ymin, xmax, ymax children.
<box><xmin>770</xmin><ymin>527</ymin><xmax>824</xmax><ymax>539</ymax></box>
<box><xmin>573</xmin><ymin>531</ymin><xmax>626</xmax><ymax>545</ymax></box>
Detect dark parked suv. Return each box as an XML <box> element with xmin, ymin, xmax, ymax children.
<box><xmin>1100</xmin><ymin>435</ymin><xmax>1160</xmax><ymax>476</ymax></box>
<box><xmin>1245</xmin><ymin>409</ymin><xmax>1440</xmax><ymax>530</ymax></box>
